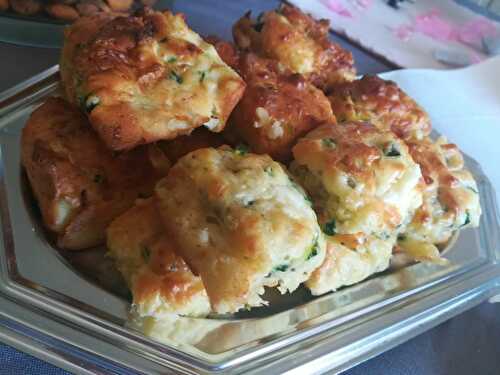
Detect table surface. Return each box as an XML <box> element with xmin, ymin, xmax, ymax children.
<box><xmin>1</xmin><ymin>1</ymin><xmax>499</xmax><ymax>374</ymax></box>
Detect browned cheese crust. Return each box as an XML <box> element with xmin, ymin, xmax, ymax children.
<box><xmin>399</xmin><ymin>137</ymin><xmax>481</xmax><ymax>247</ymax></box>
<box><xmin>291</xmin><ymin>121</ymin><xmax>423</xmax><ymax>237</ymax></box>
<box><xmin>107</xmin><ymin>198</ymin><xmax>210</xmax><ymax>317</ymax></box>
<box><xmin>233</xmin><ymin>4</ymin><xmax>356</xmax><ymax>91</ymax></box>
<box><xmin>223</xmin><ymin>53</ymin><xmax>335</xmax><ymax>162</ymax></box>
<box><xmin>21</xmin><ymin>97</ymin><xmax>161</xmax><ymax>250</ymax></box>
<box><xmin>60</xmin><ymin>8</ymin><xmax>245</xmax><ymax>150</ymax></box>
<box><xmin>328</xmin><ymin>75</ymin><xmax>431</xmax><ymax>140</ymax></box>
<box><xmin>154</xmin><ymin>147</ymin><xmax>325</xmax><ymax>313</ymax></box>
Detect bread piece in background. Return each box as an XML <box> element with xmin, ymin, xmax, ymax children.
<box><xmin>155</xmin><ymin>147</ymin><xmax>326</xmax><ymax>313</ymax></box>
<box><xmin>21</xmin><ymin>97</ymin><xmax>161</xmax><ymax>250</ymax></box>
<box><xmin>45</xmin><ymin>3</ymin><xmax>79</xmax><ymax>21</ymax></box>
<box><xmin>105</xmin><ymin>0</ymin><xmax>132</xmax><ymax>12</ymax></box>
<box><xmin>10</xmin><ymin>0</ymin><xmax>42</xmax><ymax>15</ymax></box>
<box><xmin>107</xmin><ymin>198</ymin><xmax>211</xmax><ymax>320</ymax></box>
<box><xmin>328</xmin><ymin>75</ymin><xmax>431</xmax><ymax>140</ymax></box>
<box><xmin>75</xmin><ymin>0</ymin><xmax>110</xmax><ymax>17</ymax></box>
<box><xmin>396</xmin><ymin>136</ymin><xmax>481</xmax><ymax>263</ymax></box>
<box><xmin>222</xmin><ymin>53</ymin><xmax>335</xmax><ymax>162</ymax></box>
<box><xmin>60</xmin><ymin>8</ymin><xmax>245</xmax><ymax>151</ymax></box>
<box><xmin>233</xmin><ymin>4</ymin><xmax>356</xmax><ymax>91</ymax></box>
<box><xmin>0</xmin><ymin>0</ymin><xmax>9</xmax><ymax>11</ymax></box>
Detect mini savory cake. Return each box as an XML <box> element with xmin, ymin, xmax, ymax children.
<box><xmin>155</xmin><ymin>147</ymin><xmax>326</xmax><ymax>313</ymax></box>
<box><xmin>60</xmin><ymin>8</ymin><xmax>245</xmax><ymax>150</ymax></box>
<box><xmin>306</xmin><ymin>234</ymin><xmax>394</xmax><ymax>295</ymax></box>
<box><xmin>224</xmin><ymin>53</ymin><xmax>335</xmax><ymax>162</ymax></box>
<box><xmin>233</xmin><ymin>4</ymin><xmax>356</xmax><ymax>90</ymax></box>
<box><xmin>397</xmin><ymin>136</ymin><xmax>481</xmax><ymax>262</ymax></box>
<box><xmin>107</xmin><ymin>198</ymin><xmax>211</xmax><ymax>320</ymax></box>
<box><xmin>291</xmin><ymin>122</ymin><xmax>423</xmax><ymax>239</ymax></box>
<box><xmin>21</xmin><ymin>97</ymin><xmax>160</xmax><ymax>250</ymax></box>
<box><xmin>328</xmin><ymin>75</ymin><xmax>431</xmax><ymax>140</ymax></box>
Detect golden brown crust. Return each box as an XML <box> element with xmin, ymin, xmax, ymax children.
<box><xmin>328</xmin><ymin>75</ymin><xmax>431</xmax><ymax>140</ymax></box>
<box><xmin>399</xmin><ymin>136</ymin><xmax>481</xmax><ymax>246</ymax></box>
<box><xmin>233</xmin><ymin>5</ymin><xmax>356</xmax><ymax>91</ymax></box>
<box><xmin>60</xmin><ymin>8</ymin><xmax>245</xmax><ymax>150</ymax></box>
<box><xmin>223</xmin><ymin>53</ymin><xmax>335</xmax><ymax>162</ymax></box>
<box><xmin>155</xmin><ymin>147</ymin><xmax>325</xmax><ymax>313</ymax></box>
<box><xmin>291</xmin><ymin>122</ymin><xmax>423</xmax><ymax>237</ymax></box>
<box><xmin>21</xmin><ymin>97</ymin><xmax>161</xmax><ymax>250</ymax></box>
<box><xmin>107</xmin><ymin>199</ymin><xmax>210</xmax><ymax>316</ymax></box>
<box><xmin>204</xmin><ymin>36</ymin><xmax>241</xmax><ymax>70</ymax></box>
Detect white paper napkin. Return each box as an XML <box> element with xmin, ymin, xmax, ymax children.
<box><xmin>380</xmin><ymin>57</ymin><xmax>500</xmax><ymax>204</ymax></box>
<box><xmin>290</xmin><ymin>0</ymin><xmax>500</xmax><ymax>69</ymax></box>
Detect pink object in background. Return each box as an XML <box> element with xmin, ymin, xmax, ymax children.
<box><xmin>393</xmin><ymin>24</ymin><xmax>415</xmax><ymax>41</ymax></box>
<box><xmin>413</xmin><ymin>9</ymin><xmax>456</xmax><ymax>41</ymax></box>
<box><xmin>457</xmin><ymin>19</ymin><xmax>497</xmax><ymax>46</ymax></box>
<box><xmin>320</xmin><ymin>0</ymin><xmax>353</xmax><ymax>18</ymax></box>
<box><xmin>291</xmin><ymin>0</ymin><xmax>500</xmax><ymax>69</ymax></box>
<box><xmin>393</xmin><ymin>9</ymin><xmax>498</xmax><ymax>50</ymax></box>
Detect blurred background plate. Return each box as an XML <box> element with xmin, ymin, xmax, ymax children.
<box><xmin>0</xmin><ymin>0</ymin><xmax>174</xmax><ymax>48</ymax></box>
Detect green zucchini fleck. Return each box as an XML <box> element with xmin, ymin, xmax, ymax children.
<box><xmin>306</xmin><ymin>234</ymin><xmax>320</xmax><ymax>260</ymax></box>
<box><xmin>141</xmin><ymin>246</ymin><xmax>151</xmax><ymax>262</ymax></box>
<box><xmin>170</xmin><ymin>71</ymin><xmax>183</xmax><ymax>84</ymax></box>
<box><xmin>322</xmin><ymin>138</ymin><xmax>336</xmax><ymax>148</ymax></box>
<box><xmin>245</xmin><ymin>200</ymin><xmax>255</xmax><ymax>207</ymax></box>
<box><xmin>84</xmin><ymin>94</ymin><xmax>100</xmax><ymax>114</ymax></box>
<box><xmin>264</xmin><ymin>166</ymin><xmax>274</xmax><ymax>177</ymax></box>
<box><xmin>93</xmin><ymin>174</ymin><xmax>104</xmax><ymax>184</ymax></box>
<box><xmin>167</xmin><ymin>56</ymin><xmax>177</xmax><ymax>63</ymax></box>
<box><xmin>199</xmin><ymin>71</ymin><xmax>206</xmax><ymax>83</ymax></box>
<box><xmin>467</xmin><ymin>186</ymin><xmax>478</xmax><ymax>194</ymax></box>
<box><xmin>461</xmin><ymin>211</ymin><xmax>471</xmax><ymax>227</ymax></box>
<box><xmin>274</xmin><ymin>264</ymin><xmax>289</xmax><ymax>272</ymax></box>
<box><xmin>384</xmin><ymin>143</ymin><xmax>401</xmax><ymax>157</ymax></box>
<box><xmin>323</xmin><ymin>219</ymin><xmax>336</xmax><ymax>236</ymax></box>
<box><xmin>234</xmin><ymin>144</ymin><xmax>249</xmax><ymax>156</ymax></box>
